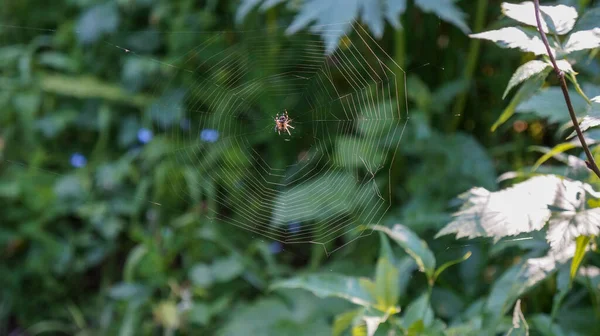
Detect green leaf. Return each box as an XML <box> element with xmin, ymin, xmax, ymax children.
<box><xmin>190</xmin><ymin>263</ymin><xmax>213</xmax><ymax>287</ymax></box>
<box><xmin>571</xmin><ymin>7</ymin><xmax>600</xmax><ymax>32</ymax></box>
<box><xmin>532</xmin><ymin>142</ymin><xmax>577</xmax><ymax>170</ymax></box>
<box><xmin>570</xmin><ymin>235</ymin><xmax>591</xmax><ymax>282</ymax></box>
<box><xmin>211</xmin><ymin>255</ymin><xmax>244</xmax><ymax>283</ymax></box>
<box><xmin>286</xmin><ymin>0</ymin><xmax>359</xmax><ymax>54</ymax></box>
<box><xmin>373</xmin><ymin>256</ymin><xmax>400</xmax><ymax>309</ymax></box>
<box><xmin>383</xmin><ymin>0</ymin><xmax>407</xmax><ymax>29</ymax></box>
<box><xmin>373</xmin><ymin>224</ymin><xmax>436</xmax><ymax>278</ymax></box>
<box><xmin>333</xmin><ymin>309</ymin><xmax>362</xmax><ymax>336</ymax></box>
<box><xmin>503</xmin><ymin>60</ymin><xmax>549</xmax><ymax>99</ymax></box>
<box><xmin>516</xmin><ymin>87</ymin><xmax>589</xmax><ymax>123</ymax></box>
<box><xmin>76</xmin><ymin>3</ymin><xmax>120</xmax><ymax>44</ymax></box>
<box><xmin>123</xmin><ymin>244</ymin><xmax>147</xmax><ymax>282</ymax></box>
<box><xmin>39</xmin><ymin>73</ymin><xmax>151</xmax><ymax>108</ymax></box>
<box><xmin>492</xmin><ymin>67</ymin><xmax>550</xmax><ymax>131</ymax></box>
<box><xmin>414</xmin><ymin>0</ymin><xmax>470</xmax><ymax>34</ymax></box>
<box><xmin>271</xmin><ymin>274</ymin><xmax>377</xmax><ymax>307</ymax></box>
<box><xmin>433</xmin><ymin>251</ymin><xmax>472</xmax><ymax>283</ymax></box>
<box><xmin>501</xmin><ymin>2</ymin><xmax>578</xmax><ymax>35</ymax></box>
<box><xmin>403</xmin><ymin>293</ymin><xmax>434</xmax><ymax>329</ymax></box>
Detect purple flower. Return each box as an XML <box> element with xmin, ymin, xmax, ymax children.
<box><xmin>200</xmin><ymin>129</ymin><xmax>219</xmax><ymax>143</ymax></box>
<box><xmin>70</xmin><ymin>153</ymin><xmax>87</xmax><ymax>168</ymax></box>
<box><xmin>137</xmin><ymin>128</ymin><xmax>153</xmax><ymax>144</ymax></box>
<box><xmin>289</xmin><ymin>222</ymin><xmax>301</xmax><ymax>234</ymax></box>
<box><xmin>269</xmin><ymin>241</ymin><xmax>283</xmax><ymax>254</ymax></box>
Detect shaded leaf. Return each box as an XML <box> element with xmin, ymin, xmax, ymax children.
<box><xmin>76</xmin><ymin>3</ymin><xmax>120</xmax><ymax>44</ymax></box>
<box><xmin>571</xmin><ymin>7</ymin><xmax>600</xmax><ymax>32</ymax></box>
<box><xmin>383</xmin><ymin>0</ymin><xmax>407</xmax><ymax>29</ymax></box>
<box><xmin>271</xmin><ymin>274</ymin><xmax>376</xmax><ymax>307</ymax></box>
<box><xmin>373</xmin><ymin>224</ymin><xmax>436</xmax><ymax>278</ymax></box>
<box><xmin>286</xmin><ymin>0</ymin><xmax>359</xmax><ymax>54</ymax></box>
<box><xmin>501</xmin><ymin>1</ymin><xmax>578</xmax><ymax>35</ymax></box>
<box><xmin>516</xmin><ymin>87</ymin><xmax>589</xmax><ymax>123</ymax></box>
<box><xmin>403</xmin><ymin>293</ymin><xmax>434</xmax><ymax>329</ymax></box>
<box><xmin>360</xmin><ymin>0</ymin><xmax>384</xmax><ymax>38</ymax></box>
<box><xmin>415</xmin><ymin>0</ymin><xmax>470</xmax><ymax>34</ymax></box>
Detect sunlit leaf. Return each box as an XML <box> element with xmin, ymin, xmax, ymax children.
<box><xmin>564</xmin><ymin>28</ymin><xmax>600</xmax><ymax>53</ymax></box>
<box><xmin>333</xmin><ymin>309</ymin><xmax>362</xmax><ymax>336</ymax></box>
<box><xmin>501</xmin><ymin>1</ymin><xmax>578</xmax><ymax>35</ymax></box>
<box><xmin>570</xmin><ymin>236</ymin><xmax>591</xmax><ymax>284</ymax></box>
<box><xmin>503</xmin><ymin>60</ymin><xmax>549</xmax><ymax>99</ymax></box>
<box><xmin>470</xmin><ymin>27</ymin><xmax>550</xmax><ymax>55</ymax></box>
<box><xmin>532</xmin><ymin>142</ymin><xmax>577</xmax><ymax>170</ymax></box>
<box><xmin>436</xmin><ymin>175</ymin><xmax>599</xmax><ymax>242</ymax></box>
<box><xmin>414</xmin><ymin>0</ymin><xmax>470</xmax><ymax>34</ymax></box>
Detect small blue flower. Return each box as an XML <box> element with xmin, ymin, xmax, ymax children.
<box><xmin>180</xmin><ymin>118</ymin><xmax>191</xmax><ymax>130</ymax></box>
<box><xmin>268</xmin><ymin>241</ymin><xmax>283</xmax><ymax>254</ymax></box>
<box><xmin>289</xmin><ymin>222</ymin><xmax>301</xmax><ymax>234</ymax></box>
<box><xmin>200</xmin><ymin>129</ymin><xmax>219</xmax><ymax>143</ymax></box>
<box><xmin>137</xmin><ymin>128</ymin><xmax>153</xmax><ymax>144</ymax></box>
<box><xmin>70</xmin><ymin>153</ymin><xmax>87</xmax><ymax>168</ymax></box>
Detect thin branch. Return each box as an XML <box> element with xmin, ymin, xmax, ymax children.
<box><xmin>533</xmin><ymin>0</ymin><xmax>600</xmax><ymax>179</ymax></box>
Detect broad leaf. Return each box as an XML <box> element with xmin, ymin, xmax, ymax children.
<box><xmin>570</xmin><ymin>236</ymin><xmax>591</xmax><ymax>283</ymax></box>
<box><xmin>547</xmin><ymin>208</ymin><xmax>600</xmax><ymax>253</ymax></box>
<box><xmin>373</xmin><ymin>224</ymin><xmax>436</xmax><ymax>278</ymax></box>
<box><xmin>564</xmin><ymin>28</ymin><xmax>600</xmax><ymax>53</ymax></box>
<box><xmin>436</xmin><ymin>175</ymin><xmax>599</xmax><ymax>242</ymax></box>
<box><xmin>493</xmin><ymin>67</ymin><xmax>550</xmax><ymax>131</ymax></box>
<box><xmin>571</xmin><ymin>7</ymin><xmax>600</xmax><ymax>32</ymax></box>
<box><xmin>271</xmin><ymin>274</ymin><xmax>377</xmax><ymax>307</ymax></box>
<box><xmin>470</xmin><ymin>27</ymin><xmax>550</xmax><ymax>55</ymax></box>
<box><xmin>503</xmin><ymin>60</ymin><xmax>549</xmax><ymax>99</ymax></box>
<box><xmin>515</xmin><ymin>87</ymin><xmax>589</xmax><ymax>123</ymax></box>
<box><xmin>403</xmin><ymin>293</ymin><xmax>434</xmax><ymax>329</ymax></box>
<box><xmin>501</xmin><ymin>1</ymin><xmax>578</xmax><ymax>35</ymax></box>
<box><xmin>415</xmin><ymin>0</ymin><xmax>470</xmax><ymax>34</ymax></box>
<box><xmin>383</xmin><ymin>0</ymin><xmax>407</xmax><ymax>29</ymax></box>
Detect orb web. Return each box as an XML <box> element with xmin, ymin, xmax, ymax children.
<box><xmin>124</xmin><ymin>22</ymin><xmax>408</xmax><ymax>253</ymax></box>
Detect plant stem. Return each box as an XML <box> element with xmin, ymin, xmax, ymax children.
<box><xmin>533</xmin><ymin>0</ymin><xmax>600</xmax><ymax>179</ymax></box>
<box><xmin>450</xmin><ymin>0</ymin><xmax>487</xmax><ymax>131</ymax></box>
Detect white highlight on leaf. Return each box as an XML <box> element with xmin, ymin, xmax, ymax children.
<box><xmin>564</xmin><ymin>28</ymin><xmax>600</xmax><ymax>53</ymax></box>
<box><xmin>503</xmin><ymin>60</ymin><xmax>549</xmax><ymax>99</ymax></box>
<box><xmin>470</xmin><ymin>27</ymin><xmax>550</xmax><ymax>55</ymax></box>
<box><xmin>436</xmin><ymin>175</ymin><xmax>600</xmax><ymax>245</ymax></box>
<box><xmin>502</xmin><ymin>1</ymin><xmax>578</xmax><ymax>35</ymax></box>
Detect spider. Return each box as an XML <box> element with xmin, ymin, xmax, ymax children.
<box><xmin>274</xmin><ymin>109</ymin><xmax>295</xmax><ymax>136</ymax></box>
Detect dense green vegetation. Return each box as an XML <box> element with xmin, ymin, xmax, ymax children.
<box><xmin>1</xmin><ymin>0</ymin><xmax>600</xmax><ymax>335</ymax></box>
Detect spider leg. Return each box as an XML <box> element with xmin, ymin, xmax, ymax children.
<box><xmin>286</xmin><ymin>128</ymin><xmax>291</xmax><ymax>136</ymax></box>
<box><xmin>287</xmin><ymin>125</ymin><xmax>295</xmax><ymax>129</ymax></box>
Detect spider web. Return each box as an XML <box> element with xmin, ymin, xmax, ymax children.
<box><xmin>0</xmin><ymin>21</ymin><xmax>413</xmax><ymax>255</ymax></box>
<box><xmin>138</xmin><ymin>22</ymin><xmax>408</xmax><ymax>254</ymax></box>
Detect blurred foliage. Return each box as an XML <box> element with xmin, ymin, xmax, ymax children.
<box><xmin>1</xmin><ymin>0</ymin><xmax>600</xmax><ymax>335</ymax></box>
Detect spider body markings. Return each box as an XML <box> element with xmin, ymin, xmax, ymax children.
<box><xmin>274</xmin><ymin>109</ymin><xmax>295</xmax><ymax>135</ymax></box>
